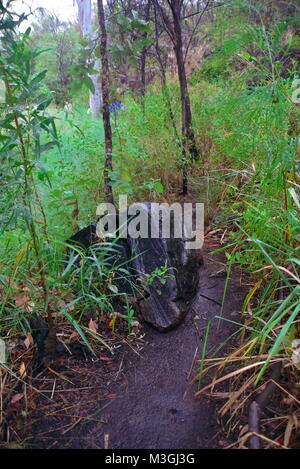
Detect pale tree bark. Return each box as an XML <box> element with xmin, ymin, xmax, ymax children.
<box><xmin>97</xmin><ymin>0</ymin><xmax>114</xmax><ymax>205</ymax></box>
<box><xmin>76</xmin><ymin>0</ymin><xmax>102</xmax><ymax>116</ymax></box>
<box><xmin>77</xmin><ymin>0</ymin><xmax>91</xmax><ymax>36</ymax></box>
<box><xmin>89</xmin><ymin>56</ymin><xmax>102</xmax><ymax>116</ymax></box>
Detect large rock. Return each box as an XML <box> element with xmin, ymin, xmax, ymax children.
<box><xmin>66</xmin><ymin>202</ymin><xmax>202</xmax><ymax>331</ymax></box>
<box><xmin>126</xmin><ymin>203</ymin><xmax>202</xmax><ymax>331</ymax></box>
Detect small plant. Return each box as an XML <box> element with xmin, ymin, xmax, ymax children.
<box><xmin>110</xmin><ymin>301</ymin><xmax>137</xmax><ymax>336</ymax></box>
<box><xmin>143</xmin><ymin>261</ymin><xmax>175</xmax><ymax>288</ymax></box>
<box><xmin>0</xmin><ymin>3</ymin><xmax>59</xmax><ymax>330</ymax></box>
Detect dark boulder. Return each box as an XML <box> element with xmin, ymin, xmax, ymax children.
<box><xmin>66</xmin><ymin>203</ymin><xmax>202</xmax><ymax>331</ymax></box>
<box><xmin>67</xmin><ymin>223</ymin><xmax>99</xmax><ymax>250</ymax></box>
<box><xmin>126</xmin><ymin>203</ymin><xmax>202</xmax><ymax>331</ymax></box>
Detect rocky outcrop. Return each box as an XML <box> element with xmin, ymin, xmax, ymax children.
<box><xmin>66</xmin><ymin>203</ymin><xmax>202</xmax><ymax>331</ymax></box>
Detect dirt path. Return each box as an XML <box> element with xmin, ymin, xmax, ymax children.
<box><xmin>69</xmin><ymin>240</ymin><xmax>246</xmax><ymax>449</ymax></box>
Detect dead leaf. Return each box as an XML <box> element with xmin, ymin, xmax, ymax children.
<box><xmin>10</xmin><ymin>393</ymin><xmax>24</xmax><ymax>404</ymax></box>
<box><xmin>108</xmin><ymin>314</ymin><xmax>120</xmax><ymax>329</ymax></box>
<box><xmin>292</xmin><ymin>339</ymin><xmax>300</xmax><ymax>369</ymax></box>
<box><xmin>49</xmin><ymin>297</ymin><xmax>66</xmax><ymax>311</ymax></box>
<box><xmin>72</xmin><ymin>208</ymin><xmax>79</xmax><ymax>219</ymax></box>
<box><xmin>284</xmin><ymin>416</ymin><xmax>295</xmax><ymax>447</ymax></box>
<box><xmin>131</xmin><ymin>320</ymin><xmax>140</xmax><ymax>328</ymax></box>
<box><xmin>89</xmin><ymin>319</ymin><xmax>98</xmax><ymax>334</ymax></box>
<box><xmin>24</xmin><ymin>333</ymin><xmax>33</xmax><ymax>349</ymax></box>
<box><xmin>0</xmin><ymin>443</ymin><xmax>24</xmax><ymax>449</ymax></box>
<box><xmin>25</xmin><ymin>302</ymin><xmax>34</xmax><ymax>313</ymax></box>
<box><xmin>15</xmin><ymin>295</ymin><xmax>30</xmax><ymax>308</ymax></box>
<box><xmin>18</xmin><ymin>362</ymin><xmax>26</xmax><ymax>378</ymax></box>
<box><xmin>218</xmin><ymin>440</ymin><xmax>229</xmax><ymax>447</ymax></box>
<box><xmin>100</xmin><ymin>355</ymin><xmax>114</xmax><ymax>361</ymax></box>
<box><xmin>69</xmin><ymin>331</ymin><xmax>78</xmax><ymax>341</ymax></box>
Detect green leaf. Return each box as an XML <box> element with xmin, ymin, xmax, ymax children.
<box><xmin>36</xmin><ymin>96</ymin><xmax>53</xmax><ymax>111</ymax></box>
<box><xmin>61</xmin><ymin>301</ymin><xmax>96</xmax><ymax>356</ymax></box>
<box><xmin>24</xmin><ymin>27</ymin><xmax>31</xmax><ymax>36</ymax></box>
<box><xmin>83</xmin><ymin>76</ymin><xmax>95</xmax><ymax>94</ymax></box>
<box><xmin>108</xmin><ymin>284</ymin><xmax>118</xmax><ymax>294</ymax></box>
<box><xmin>29</xmin><ymin>70</ymin><xmax>47</xmax><ymax>89</ymax></box>
<box><xmin>127</xmin><ymin>56</ymin><xmax>138</xmax><ymax>66</ymax></box>
<box><xmin>69</xmin><ymin>78</ymin><xmax>83</xmax><ymax>93</ymax></box>
<box><xmin>154</xmin><ymin>182</ymin><xmax>164</xmax><ymax>193</ymax></box>
<box><xmin>241</xmin><ymin>51</ymin><xmax>251</xmax><ymax>61</ymax></box>
<box><xmin>131</xmin><ymin>19</ymin><xmax>152</xmax><ymax>33</ymax></box>
<box><xmin>33</xmin><ymin>48</ymin><xmax>52</xmax><ymax>58</ymax></box>
<box><xmin>34</xmin><ymin>161</ymin><xmax>52</xmax><ymax>187</ymax></box>
<box><xmin>134</xmin><ymin>37</ymin><xmax>152</xmax><ymax>51</ymax></box>
<box><xmin>255</xmin><ymin>303</ymin><xmax>300</xmax><ymax>385</ymax></box>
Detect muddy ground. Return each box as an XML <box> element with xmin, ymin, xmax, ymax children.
<box><xmin>23</xmin><ymin>238</ymin><xmax>246</xmax><ymax>449</ymax></box>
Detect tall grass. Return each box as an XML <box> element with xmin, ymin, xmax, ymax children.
<box><xmin>0</xmin><ymin>0</ymin><xmax>298</xmax><ymax>413</ymax></box>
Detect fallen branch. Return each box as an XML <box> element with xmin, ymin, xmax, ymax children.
<box><xmin>248</xmin><ymin>361</ymin><xmax>282</xmax><ymax>449</ymax></box>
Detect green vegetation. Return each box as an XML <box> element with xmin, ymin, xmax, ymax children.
<box><xmin>0</xmin><ymin>0</ymin><xmax>299</xmax><ymax>448</ymax></box>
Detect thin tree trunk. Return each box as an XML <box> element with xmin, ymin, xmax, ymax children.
<box><xmin>97</xmin><ymin>0</ymin><xmax>114</xmax><ymax>205</ymax></box>
<box><xmin>140</xmin><ymin>0</ymin><xmax>151</xmax><ymax>112</ymax></box>
<box><xmin>153</xmin><ymin>0</ymin><xmax>199</xmax><ymax>194</ymax></box>
<box><xmin>170</xmin><ymin>0</ymin><xmax>199</xmax><ymax>164</ymax></box>
<box><xmin>153</xmin><ymin>4</ymin><xmax>179</xmax><ymax>142</ymax></box>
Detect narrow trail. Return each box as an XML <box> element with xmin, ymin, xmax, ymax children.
<box><xmin>72</xmin><ymin>240</ymin><xmax>246</xmax><ymax>449</ymax></box>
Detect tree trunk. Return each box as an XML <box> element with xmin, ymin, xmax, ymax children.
<box><xmin>97</xmin><ymin>0</ymin><xmax>114</xmax><ymax>205</ymax></box>
<box><xmin>170</xmin><ymin>0</ymin><xmax>199</xmax><ymax>165</ymax></box>
<box><xmin>153</xmin><ymin>3</ymin><xmax>179</xmax><ymax>142</ymax></box>
<box><xmin>140</xmin><ymin>0</ymin><xmax>151</xmax><ymax>112</ymax></box>
<box><xmin>76</xmin><ymin>0</ymin><xmax>102</xmax><ymax>116</ymax></box>
<box><xmin>153</xmin><ymin>0</ymin><xmax>199</xmax><ymax>194</ymax></box>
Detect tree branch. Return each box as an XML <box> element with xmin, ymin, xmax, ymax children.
<box><xmin>183</xmin><ymin>2</ymin><xmax>226</xmax><ymax>20</ymax></box>
<box><xmin>183</xmin><ymin>0</ymin><xmax>211</xmax><ymax>64</ymax></box>
<box><xmin>152</xmin><ymin>0</ymin><xmax>176</xmax><ymax>45</ymax></box>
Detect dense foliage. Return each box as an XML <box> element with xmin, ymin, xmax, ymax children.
<box><xmin>0</xmin><ymin>0</ymin><xmax>299</xmax><ymax>448</ymax></box>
